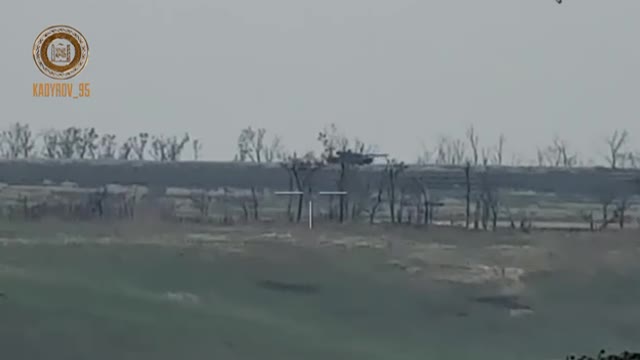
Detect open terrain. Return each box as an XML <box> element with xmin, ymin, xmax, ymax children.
<box><xmin>0</xmin><ymin>221</ymin><xmax>639</xmax><ymax>360</ymax></box>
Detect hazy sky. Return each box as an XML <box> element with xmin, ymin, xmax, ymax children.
<box><xmin>2</xmin><ymin>0</ymin><xmax>639</xmax><ymax>163</ymax></box>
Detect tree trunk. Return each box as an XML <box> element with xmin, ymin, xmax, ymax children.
<box><xmin>339</xmin><ymin>163</ymin><xmax>346</xmax><ymax>223</ymax></box>
<box><xmin>296</xmin><ymin>194</ymin><xmax>304</xmax><ymax>223</ymax></box>
<box><xmin>241</xmin><ymin>203</ymin><xmax>249</xmax><ymax>221</ymax></box>
<box><xmin>369</xmin><ymin>205</ymin><xmax>377</xmax><ymax>224</ymax></box>
<box><xmin>423</xmin><ymin>196</ymin><xmax>429</xmax><ymax>226</ymax></box>
<box><xmin>465</xmin><ymin>164</ymin><xmax>471</xmax><ymax>229</ymax></box>
<box><xmin>369</xmin><ymin>188</ymin><xmax>383</xmax><ymax>224</ymax></box>
<box><xmin>491</xmin><ymin>207</ymin><xmax>498</xmax><ymax>231</ymax></box>
<box><xmin>344</xmin><ymin>196</ymin><xmax>350</xmax><ymax>222</ymax></box>
<box><xmin>481</xmin><ymin>201</ymin><xmax>488</xmax><ymax>230</ymax></box>
<box><xmin>328</xmin><ymin>195</ymin><xmax>334</xmax><ymax>220</ymax></box>
<box><xmin>251</xmin><ymin>187</ymin><xmax>259</xmax><ymax>221</ymax></box>
<box><xmin>388</xmin><ymin>183</ymin><xmax>396</xmax><ymax>224</ymax></box>
<box><xmin>397</xmin><ymin>188</ymin><xmax>405</xmax><ymax>224</ymax></box>
<box><xmin>286</xmin><ymin>175</ymin><xmax>293</xmax><ymax>221</ymax></box>
<box><xmin>474</xmin><ymin>199</ymin><xmax>480</xmax><ymax>230</ymax></box>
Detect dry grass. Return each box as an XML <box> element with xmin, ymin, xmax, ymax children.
<box><xmin>1</xmin><ymin>220</ymin><xmax>639</xmax><ymax>359</ymax></box>
<box><xmin>3</xmin><ymin>218</ymin><xmax>638</xmax><ymax>287</ymax></box>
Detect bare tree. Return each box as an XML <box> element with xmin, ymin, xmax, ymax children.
<box><xmin>416</xmin><ymin>142</ymin><xmax>433</xmax><ymax>165</ymax></box>
<box><xmin>118</xmin><ymin>138</ymin><xmax>134</xmax><ymax>160</ymax></box>
<box><xmin>235</xmin><ymin>127</ymin><xmax>285</xmax><ymax>220</ymax></box>
<box><xmin>98</xmin><ymin>134</ymin><xmax>117</xmax><ymax>159</ymax></box>
<box><xmin>237</xmin><ymin>126</ymin><xmax>265</xmax><ymax>162</ymax></box>
<box><xmin>451</xmin><ymin>138</ymin><xmax>467</xmax><ymax>165</ymax></box>
<box><xmin>493</xmin><ymin>134</ymin><xmax>506</xmax><ymax>166</ymax></box>
<box><xmin>509</xmin><ymin>153</ymin><xmax>525</xmax><ymax>166</ymax></box>
<box><xmin>624</xmin><ymin>152</ymin><xmax>639</xmax><ymax>169</ymax></box>
<box><xmin>114</xmin><ymin>133</ymin><xmax>147</xmax><ymax>160</ymax></box>
<box><xmin>481</xmin><ymin>147</ymin><xmax>491</xmax><ymax>166</ymax></box>
<box><xmin>131</xmin><ymin>133</ymin><xmax>149</xmax><ymax>160</ymax></box>
<box><xmin>42</xmin><ymin>130</ymin><xmax>59</xmax><ymax>159</ymax></box>
<box><xmin>464</xmin><ymin>161</ymin><xmax>471</xmax><ymax>228</ymax></box>
<box><xmin>466</xmin><ymin>125</ymin><xmax>479</xmax><ymax>166</ymax></box>
<box><xmin>435</xmin><ymin>137</ymin><xmax>448</xmax><ymax>165</ymax></box>
<box><xmin>75</xmin><ymin>128</ymin><xmax>99</xmax><ymax>159</ymax></box>
<box><xmin>167</xmin><ymin>134</ymin><xmax>190</xmax><ymax>161</ymax></box>
<box><xmin>57</xmin><ymin>127</ymin><xmax>81</xmax><ymax>159</ymax></box>
<box><xmin>551</xmin><ymin>136</ymin><xmax>577</xmax><ymax>167</ymax></box>
<box><xmin>1</xmin><ymin>123</ymin><xmax>35</xmax><ymax>159</ymax></box>
<box><xmin>149</xmin><ymin>134</ymin><xmax>190</xmax><ymax>161</ymax></box>
<box><xmin>190</xmin><ymin>189</ymin><xmax>214</xmax><ymax>220</ymax></box>
<box><xmin>237</xmin><ymin>127</ymin><xmax>285</xmax><ymax>163</ymax></box>
<box><xmin>280</xmin><ymin>153</ymin><xmax>324</xmax><ymax>222</ymax></box>
<box><xmin>599</xmin><ymin>198</ymin><xmax>615</xmax><ymax>230</ymax></box>
<box><xmin>536</xmin><ymin>148</ymin><xmax>546</xmax><ymax>167</ymax></box>
<box><xmin>397</xmin><ymin>186</ymin><xmax>408</xmax><ymax>224</ymax></box>
<box><xmin>364</xmin><ymin>172</ymin><xmax>386</xmax><ymax>224</ymax></box>
<box><xmin>263</xmin><ymin>136</ymin><xmax>286</xmax><ymax>162</ymax></box>
<box><xmin>613</xmin><ymin>197</ymin><xmax>632</xmax><ymax>229</ymax></box>
<box><xmin>479</xmin><ymin>167</ymin><xmax>499</xmax><ymax>230</ymax></box>
<box><xmin>579</xmin><ymin>209</ymin><xmax>596</xmax><ymax>231</ymax></box>
<box><xmin>251</xmin><ymin>127</ymin><xmax>265</xmax><ymax>162</ymax></box>
<box><xmin>435</xmin><ymin>136</ymin><xmax>467</xmax><ymax>165</ymax></box>
<box><xmin>386</xmin><ymin>158</ymin><xmax>407</xmax><ymax>224</ymax></box>
<box><xmin>317</xmin><ymin>124</ymin><xmax>378</xmax><ymax>222</ymax></box>
<box><xmin>250</xmin><ymin>186</ymin><xmax>260</xmax><ymax>220</ymax></box>
<box><xmin>317</xmin><ymin>123</ymin><xmax>348</xmax><ymax>161</ymax></box>
<box><xmin>535</xmin><ymin>137</ymin><xmax>577</xmax><ymax>168</ymax></box>
<box><xmin>149</xmin><ymin>136</ymin><xmax>168</xmax><ymax>161</ymax></box>
<box><xmin>605</xmin><ymin>130</ymin><xmax>629</xmax><ymax>169</ymax></box>
<box><xmin>536</xmin><ymin>146</ymin><xmax>560</xmax><ymax>167</ymax></box>
<box><xmin>192</xmin><ymin>139</ymin><xmax>202</xmax><ymax>160</ymax></box>
<box><xmin>412</xmin><ymin>176</ymin><xmax>433</xmax><ymax>226</ymax></box>
<box><xmin>595</xmin><ymin>187</ymin><xmax>617</xmax><ymax>230</ymax></box>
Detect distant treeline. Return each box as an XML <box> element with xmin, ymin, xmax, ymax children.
<box><xmin>0</xmin><ymin>123</ymin><xmax>194</xmax><ymax>161</ymax></box>
<box><xmin>1</xmin><ymin>122</ymin><xmax>638</xmax><ymax>169</ymax></box>
<box><xmin>2</xmin><ymin>121</ymin><xmax>640</xmax><ymax>230</ymax></box>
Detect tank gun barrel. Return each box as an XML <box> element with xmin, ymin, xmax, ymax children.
<box><xmin>368</xmin><ymin>153</ymin><xmax>388</xmax><ymax>158</ymax></box>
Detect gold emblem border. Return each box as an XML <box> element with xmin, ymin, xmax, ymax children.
<box><xmin>33</xmin><ymin>25</ymin><xmax>89</xmax><ymax>80</ymax></box>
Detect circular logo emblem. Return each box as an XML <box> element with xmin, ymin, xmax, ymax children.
<box><xmin>33</xmin><ymin>25</ymin><xmax>89</xmax><ymax>80</ymax></box>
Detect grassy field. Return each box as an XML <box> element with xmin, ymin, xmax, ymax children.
<box><xmin>0</xmin><ymin>221</ymin><xmax>639</xmax><ymax>360</ymax></box>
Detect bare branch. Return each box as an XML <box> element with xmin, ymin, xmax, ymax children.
<box><xmin>466</xmin><ymin>125</ymin><xmax>479</xmax><ymax>166</ymax></box>
<box><xmin>237</xmin><ymin>127</ymin><xmax>284</xmax><ymax>163</ymax></box>
<box><xmin>132</xmin><ymin>133</ymin><xmax>149</xmax><ymax>160</ymax></box>
<box><xmin>75</xmin><ymin>128</ymin><xmax>99</xmax><ymax>159</ymax></box>
<box><xmin>150</xmin><ymin>133</ymin><xmax>190</xmax><ymax>161</ymax></box>
<box><xmin>605</xmin><ymin>129</ymin><xmax>629</xmax><ymax>169</ymax></box>
<box><xmin>435</xmin><ymin>136</ymin><xmax>467</xmax><ymax>165</ymax></box>
<box><xmin>494</xmin><ymin>134</ymin><xmax>506</xmax><ymax>166</ymax></box>
<box><xmin>1</xmin><ymin>123</ymin><xmax>35</xmax><ymax>159</ymax></box>
<box><xmin>192</xmin><ymin>139</ymin><xmax>202</xmax><ymax>160</ymax></box>
<box><xmin>42</xmin><ymin>129</ymin><xmax>59</xmax><ymax>159</ymax></box>
<box><xmin>57</xmin><ymin>127</ymin><xmax>81</xmax><ymax>159</ymax></box>
<box><xmin>98</xmin><ymin>134</ymin><xmax>117</xmax><ymax>159</ymax></box>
